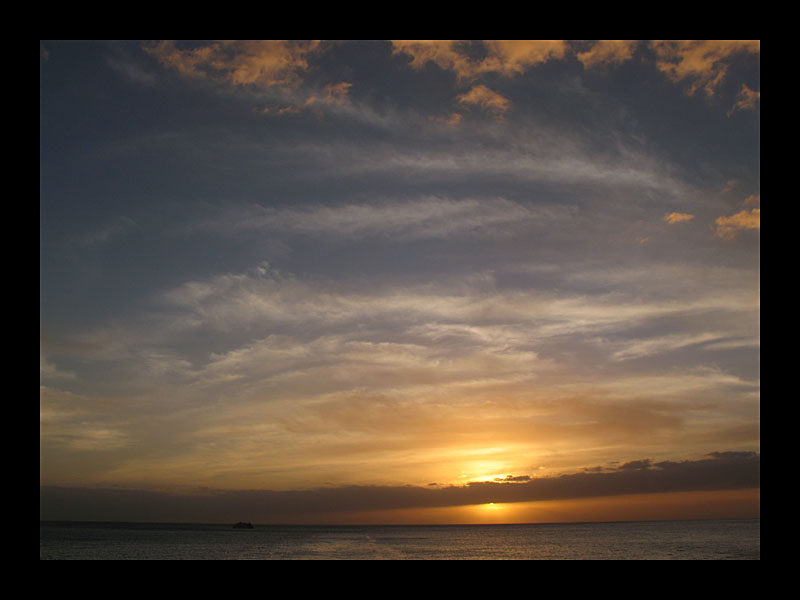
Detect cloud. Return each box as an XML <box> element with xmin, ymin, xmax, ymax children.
<box><xmin>391</xmin><ymin>40</ymin><xmax>568</xmax><ymax>80</ymax></box>
<box><xmin>430</xmin><ymin>112</ymin><xmax>464</xmax><ymax>127</ymax></box>
<box><xmin>457</xmin><ymin>85</ymin><xmax>512</xmax><ymax>117</ymax></box>
<box><xmin>191</xmin><ymin>196</ymin><xmax>544</xmax><ymax>241</ymax></box>
<box><xmin>721</xmin><ymin>179</ymin><xmax>740</xmax><ymax>194</ymax></box>
<box><xmin>69</xmin><ymin>216</ymin><xmax>137</xmax><ymax>248</ymax></box>
<box><xmin>650</xmin><ymin>40</ymin><xmax>760</xmax><ymax>96</ymax></box>
<box><xmin>480</xmin><ymin>40</ymin><xmax>569</xmax><ymax>76</ymax></box>
<box><xmin>143</xmin><ymin>40</ymin><xmax>760</xmax><ymax>120</ymax></box>
<box><xmin>144</xmin><ymin>40</ymin><xmax>322</xmax><ymax>88</ymax></box>
<box><xmin>744</xmin><ymin>194</ymin><xmax>760</xmax><ymax>207</ymax></box>
<box><xmin>155</xmin><ymin>260</ymin><xmax>756</xmax><ymax>344</ymax></box>
<box><xmin>242</xmin><ymin>127</ymin><xmax>691</xmax><ymax>199</ymax></box>
<box><xmin>663</xmin><ymin>212</ymin><xmax>694</xmax><ymax>225</ymax></box>
<box><xmin>728</xmin><ymin>84</ymin><xmax>760</xmax><ymax>116</ymax></box>
<box><xmin>106</xmin><ymin>52</ymin><xmax>157</xmax><ymax>87</ymax></box>
<box><xmin>714</xmin><ymin>208</ymin><xmax>760</xmax><ymax>239</ymax></box>
<box><xmin>607</xmin><ymin>332</ymin><xmax>733</xmax><ymax>361</ymax></box>
<box><xmin>39</xmin><ymin>451</ymin><xmax>759</xmax><ymax>522</ymax></box>
<box><xmin>58</xmin><ymin>254</ymin><xmax>757</xmax><ymax>404</ymax></box>
<box><xmin>144</xmin><ymin>41</ymin><xmax>363</xmax><ymax>119</ymax></box>
<box><xmin>260</xmin><ymin>82</ymin><xmax>353</xmax><ymax>115</ymax></box>
<box><xmin>40</xmin><ymin>354</ymin><xmax>75</xmax><ymax>381</ymax></box>
<box><xmin>618</xmin><ymin>458</ymin><xmax>652</xmax><ymax>470</ymax></box>
<box><xmin>575</xmin><ymin>40</ymin><xmax>638</xmax><ymax>68</ymax></box>
<box><xmin>390</xmin><ymin>40</ymin><xmax>473</xmax><ymax>78</ymax></box>
<box><xmin>41</xmin><ymin>263</ymin><xmax>759</xmax><ymax>493</ymax></box>
<box><xmin>391</xmin><ymin>40</ymin><xmax>760</xmax><ymax>99</ymax></box>
<box><xmin>40</xmin><ymin>386</ymin><xmax>131</xmax><ymax>452</ymax></box>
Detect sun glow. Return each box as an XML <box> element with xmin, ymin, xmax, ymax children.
<box><xmin>474</xmin><ymin>501</ymin><xmax>510</xmax><ymax>522</ymax></box>
<box><xmin>454</xmin><ymin>448</ymin><xmax>521</xmax><ymax>484</ymax></box>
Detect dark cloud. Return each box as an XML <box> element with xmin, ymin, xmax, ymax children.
<box><xmin>40</xmin><ymin>452</ymin><xmax>759</xmax><ymax>523</ymax></box>
<box><xmin>706</xmin><ymin>451</ymin><xmax>757</xmax><ymax>460</ymax></box>
<box><xmin>618</xmin><ymin>459</ymin><xmax>653</xmax><ymax>470</ymax></box>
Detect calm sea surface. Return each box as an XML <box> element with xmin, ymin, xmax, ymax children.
<box><xmin>40</xmin><ymin>518</ymin><xmax>759</xmax><ymax>560</ymax></box>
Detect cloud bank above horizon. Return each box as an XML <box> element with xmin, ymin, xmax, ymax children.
<box><xmin>40</xmin><ymin>451</ymin><xmax>759</xmax><ymax>523</ymax></box>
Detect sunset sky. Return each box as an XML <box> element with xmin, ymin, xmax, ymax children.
<box><xmin>40</xmin><ymin>40</ymin><xmax>759</xmax><ymax>525</ymax></box>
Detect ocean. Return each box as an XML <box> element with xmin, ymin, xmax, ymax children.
<box><xmin>40</xmin><ymin>518</ymin><xmax>759</xmax><ymax>560</ymax></box>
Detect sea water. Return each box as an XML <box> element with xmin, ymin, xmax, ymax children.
<box><xmin>40</xmin><ymin>518</ymin><xmax>759</xmax><ymax>560</ymax></box>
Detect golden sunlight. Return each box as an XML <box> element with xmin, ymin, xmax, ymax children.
<box><xmin>473</xmin><ymin>501</ymin><xmax>512</xmax><ymax>523</ymax></box>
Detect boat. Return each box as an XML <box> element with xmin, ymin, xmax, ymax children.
<box><xmin>233</xmin><ymin>521</ymin><xmax>254</xmax><ymax>529</ymax></box>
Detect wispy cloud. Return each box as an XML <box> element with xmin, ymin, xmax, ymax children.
<box><xmin>190</xmin><ymin>196</ymin><xmax>550</xmax><ymax>241</ymax></box>
<box><xmin>155</xmin><ymin>263</ymin><xmax>755</xmax><ymax>340</ymax></box>
<box><xmin>68</xmin><ymin>216</ymin><xmax>136</xmax><ymax>248</ymax></box>
<box><xmin>260</xmin><ymin>82</ymin><xmax>352</xmax><ymax>115</ymax></box>
<box><xmin>607</xmin><ymin>332</ymin><xmax>741</xmax><ymax>361</ymax></box>
<box><xmin>40</xmin><ymin>354</ymin><xmax>75</xmax><ymax>381</ymax></box>
<box><xmin>40</xmin><ymin>386</ymin><xmax>131</xmax><ymax>452</ymax></box>
<box><xmin>256</xmin><ymin>132</ymin><xmax>691</xmax><ymax>201</ymax></box>
<box><xmin>40</xmin><ymin>251</ymin><xmax>759</xmax><ymax>491</ymax></box>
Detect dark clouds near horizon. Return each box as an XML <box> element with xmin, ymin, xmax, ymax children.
<box><xmin>40</xmin><ymin>451</ymin><xmax>759</xmax><ymax>523</ymax></box>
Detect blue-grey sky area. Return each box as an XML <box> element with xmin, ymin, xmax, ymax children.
<box><xmin>40</xmin><ymin>41</ymin><xmax>759</xmax><ymax>524</ymax></box>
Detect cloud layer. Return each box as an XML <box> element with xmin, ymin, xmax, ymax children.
<box><xmin>40</xmin><ymin>451</ymin><xmax>759</xmax><ymax>522</ymax></box>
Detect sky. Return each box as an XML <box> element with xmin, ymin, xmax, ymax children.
<box><xmin>40</xmin><ymin>40</ymin><xmax>759</xmax><ymax>525</ymax></box>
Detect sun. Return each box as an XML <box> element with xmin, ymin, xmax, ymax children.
<box><xmin>473</xmin><ymin>501</ymin><xmax>508</xmax><ymax>522</ymax></box>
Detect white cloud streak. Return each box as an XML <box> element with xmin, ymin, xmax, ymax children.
<box><xmin>194</xmin><ymin>196</ymin><xmax>550</xmax><ymax>241</ymax></box>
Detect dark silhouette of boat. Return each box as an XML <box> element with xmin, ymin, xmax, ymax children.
<box><xmin>233</xmin><ymin>521</ymin><xmax>254</xmax><ymax>529</ymax></box>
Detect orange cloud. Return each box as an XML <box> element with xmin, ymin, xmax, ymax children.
<box><xmin>651</xmin><ymin>40</ymin><xmax>760</xmax><ymax>96</ymax></box>
<box><xmin>744</xmin><ymin>194</ymin><xmax>760</xmax><ymax>206</ymax></box>
<box><xmin>391</xmin><ymin>40</ymin><xmax>568</xmax><ymax>80</ymax></box>
<box><xmin>663</xmin><ymin>212</ymin><xmax>695</xmax><ymax>225</ymax></box>
<box><xmin>575</xmin><ymin>40</ymin><xmax>638</xmax><ymax>68</ymax></box>
<box><xmin>728</xmin><ymin>84</ymin><xmax>761</xmax><ymax>116</ymax></box>
<box><xmin>457</xmin><ymin>85</ymin><xmax>511</xmax><ymax>117</ymax></box>
<box><xmin>391</xmin><ymin>40</ymin><xmax>472</xmax><ymax>77</ymax></box>
<box><xmin>714</xmin><ymin>208</ymin><xmax>760</xmax><ymax>239</ymax></box>
<box><xmin>145</xmin><ymin>40</ymin><xmax>321</xmax><ymax>88</ymax></box>
<box><xmin>481</xmin><ymin>40</ymin><xmax>569</xmax><ymax>75</ymax></box>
